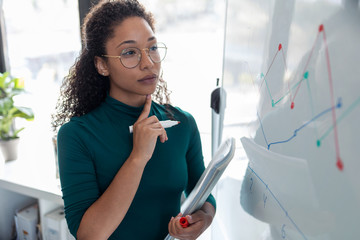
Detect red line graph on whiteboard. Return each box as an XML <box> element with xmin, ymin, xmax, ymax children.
<box><xmin>259</xmin><ymin>43</ymin><xmax>292</xmax><ymax>108</ymax></box>
<box><xmin>258</xmin><ymin>24</ymin><xmax>344</xmax><ymax>171</ymax></box>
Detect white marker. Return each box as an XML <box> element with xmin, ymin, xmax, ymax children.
<box><xmin>129</xmin><ymin>120</ymin><xmax>180</xmax><ymax>133</ymax></box>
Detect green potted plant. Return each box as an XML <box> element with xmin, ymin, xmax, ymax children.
<box><xmin>0</xmin><ymin>72</ymin><xmax>34</xmax><ymax>161</ymax></box>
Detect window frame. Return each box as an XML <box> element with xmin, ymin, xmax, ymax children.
<box><xmin>0</xmin><ymin>0</ymin><xmax>9</xmax><ymax>73</ymax></box>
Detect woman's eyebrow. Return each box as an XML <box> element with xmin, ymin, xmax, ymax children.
<box><xmin>116</xmin><ymin>40</ymin><xmax>136</xmax><ymax>48</ymax></box>
<box><xmin>147</xmin><ymin>36</ymin><xmax>156</xmax><ymax>42</ymax></box>
<box><xmin>116</xmin><ymin>36</ymin><xmax>157</xmax><ymax>48</ymax></box>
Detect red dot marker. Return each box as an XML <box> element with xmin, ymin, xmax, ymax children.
<box><xmin>278</xmin><ymin>43</ymin><xmax>282</xmax><ymax>51</ymax></box>
<box><xmin>179</xmin><ymin>217</ymin><xmax>189</xmax><ymax>228</ymax></box>
<box><xmin>319</xmin><ymin>24</ymin><xmax>324</xmax><ymax>32</ymax></box>
<box><xmin>290</xmin><ymin>102</ymin><xmax>295</xmax><ymax>109</ymax></box>
<box><xmin>336</xmin><ymin>158</ymin><xmax>344</xmax><ymax>171</ymax></box>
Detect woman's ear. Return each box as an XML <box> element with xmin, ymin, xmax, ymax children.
<box><xmin>94</xmin><ymin>56</ymin><xmax>109</xmax><ymax>76</ymax></box>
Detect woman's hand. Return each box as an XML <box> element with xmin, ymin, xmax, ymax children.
<box><xmin>168</xmin><ymin>202</ymin><xmax>215</xmax><ymax>240</ymax></box>
<box><xmin>130</xmin><ymin>95</ymin><xmax>168</xmax><ymax>165</ymax></box>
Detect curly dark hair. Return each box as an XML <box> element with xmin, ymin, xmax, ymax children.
<box><xmin>51</xmin><ymin>0</ymin><xmax>171</xmax><ymax>132</ymax></box>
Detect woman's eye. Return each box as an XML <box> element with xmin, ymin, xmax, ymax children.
<box><xmin>121</xmin><ymin>49</ymin><xmax>138</xmax><ymax>57</ymax></box>
<box><xmin>149</xmin><ymin>45</ymin><xmax>158</xmax><ymax>52</ymax></box>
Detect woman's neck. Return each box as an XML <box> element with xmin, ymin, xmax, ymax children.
<box><xmin>109</xmin><ymin>91</ymin><xmax>147</xmax><ymax>107</ymax></box>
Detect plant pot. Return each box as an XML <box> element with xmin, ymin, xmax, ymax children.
<box><xmin>0</xmin><ymin>138</ymin><xmax>20</xmax><ymax>162</ymax></box>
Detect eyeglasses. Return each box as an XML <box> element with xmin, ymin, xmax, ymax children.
<box><xmin>102</xmin><ymin>42</ymin><xmax>167</xmax><ymax>69</ymax></box>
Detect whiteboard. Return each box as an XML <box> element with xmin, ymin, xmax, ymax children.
<box><xmin>221</xmin><ymin>0</ymin><xmax>360</xmax><ymax>239</ymax></box>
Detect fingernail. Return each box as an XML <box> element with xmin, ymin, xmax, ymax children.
<box><xmin>171</xmin><ymin>217</ymin><xmax>174</xmax><ymax>220</ymax></box>
<box><xmin>146</xmin><ymin>94</ymin><xmax>151</xmax><ymax>99</ymax></box>
<box><xmin>187</xmin><ymin>215</ymin><xmax>192</xmax><ymax>220</ymax></box>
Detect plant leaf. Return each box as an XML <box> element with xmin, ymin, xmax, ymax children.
<box><xmin>0</xmin><ymin>72</ymin><xmax>9</xmax><ymax>89</ymax></box>
<box><xmin>13</xmin><ymin>127</ymin><xmax>25</xmax><ymax>138</ymax></box>
<box><xmin>14</xmin><ymin>78</ymin><xmax>25</xmax><ymax>89</ymax></box>
<box><xmin>0</xmin><ymin>98</ymin><xmax>14</xmax><ymax>114</ymax></box>
<box><xmin>12</xmin><ymin>106</ymin><xmax>35</xmax><ymax>120</ymax></box>
<box><xmin>0</xmin><ymin>72</ymin><xmax>34</xmax><ymax>139</ymax></box>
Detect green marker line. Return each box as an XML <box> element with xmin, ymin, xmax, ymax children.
<box><xmin>272</xmin><ymin>74</ymin><xmax>308</xmax><ymax>107</ymax></box>
<box><xmin>274</xmin><ymin>95</ymin><xmax>286</xmax><ymax>106</ymax></box>
<box><xmin>318</xmin><ymin>96</ymin><xmax>360</xmax><ymax>142</ymax></box>
<box><xmin>263</xmin><ymin>76</ymin><xmax>274</xmax><ymax>106</ymax></box>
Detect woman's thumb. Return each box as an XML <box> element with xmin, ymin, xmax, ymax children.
<box><xmin>185</xmin><ymin>215</ymin><xmax>194</xmax><ymax>224</ymax></box>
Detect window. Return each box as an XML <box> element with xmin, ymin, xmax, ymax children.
<box><xmin>2</xmin><ymin>0</ymin><xmax>81</xmax><ymax>159</ymax></box>
<box><xmin>2</xmin><ymin>0</ymin><xmax>225</xmax><ymax>163</ymax></box>
<box><xmin>141</xmin><ymin>0</ymin><xmax>225</xmax><ymax>162</ymax></box>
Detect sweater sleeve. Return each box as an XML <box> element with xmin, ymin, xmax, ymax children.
<box><xmin>183</xmin><ymin>112</ymin><xmax>216</xmax><ymax>210</ymax></box>
<box><xmin>57</xmin><ymin>120</ymin><xmax>100</xmax><ymax>237</ymax></box>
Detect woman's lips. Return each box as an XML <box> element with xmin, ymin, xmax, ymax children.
<box><xmin>138</xmin><ymin>74</ymin><xmax>157</xmax><ymax>84</ymax></box>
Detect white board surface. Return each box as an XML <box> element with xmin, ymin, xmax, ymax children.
<box><xmin>221</xmin><ymin>0</ymin><xmax>360</xmax><ymax>239</ymax></box>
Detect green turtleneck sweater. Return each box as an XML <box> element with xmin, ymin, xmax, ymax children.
<box><xmin>57</xmin><ymin>95</ymin><xmax>216</xmax><ymax>239</ymax></box>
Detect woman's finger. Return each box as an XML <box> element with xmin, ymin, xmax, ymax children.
<box><xmin>136</xmin><ymin>95</ymin><xmax>152</xmax><ymax>122</ymax></box>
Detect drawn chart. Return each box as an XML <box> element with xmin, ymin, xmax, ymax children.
<box><xmin>256</xmin><ymin>24</ymin><xmax>355</xmax><ymax>171</ymax></box>
<box><xmin>218</xmin><ymin>0</ymin><xmax>360</xmax><ymax>239</ymax></box>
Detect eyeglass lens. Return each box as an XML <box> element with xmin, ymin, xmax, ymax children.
<box><xmin>120</xmin><ymin>43</ymin><xmax>167</xmax><ymax>68</ymax></box>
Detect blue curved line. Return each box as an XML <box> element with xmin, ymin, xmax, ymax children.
<box><xmin>266</xmin><ymin>101</ymin><xmax>341</xmax><ymax>150</ymax></box>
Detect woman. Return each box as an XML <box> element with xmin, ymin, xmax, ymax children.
<box><xmin>52</xmin><ymin>0</ymin><xmax>216</xmax><ymax>239</ymax></box>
